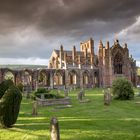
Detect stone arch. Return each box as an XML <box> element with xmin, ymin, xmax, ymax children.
<box><xmin>113</xmin><ymin>51</ymin><xmax>123</xmax><ymax>74</ymax></box>
<box><xmin>82</xmin><ymin>70</ymin><xmax>90</xmax><ymax>85</ymax></box>
<box><xmin>21</xmin><ymin>69</ymin><xmax>32</xmax><ymax>85</ymax></box>
<box><xmin>94</xmin><ymin>71</ymin><xmax>99</xmax><ymax>87</ymax></box>
<box><xmin>53</xmin><ymin>70</ymin><xmax>64</xmax><ymax>85</ymax></box>
<box><xmin>38</xmin><ymin>69</ymin><xmax>50</xmax><ymax>87</ymax></box>
<box><xmin>68</xmin><ymin>70</ymin><xmax>78</xmax><ymax>85</ymax></box>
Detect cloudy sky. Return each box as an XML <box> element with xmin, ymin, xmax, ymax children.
<box><xmin>0</xmin><ymin>0</ymin><xmax>140</xmax><ymax>66</ymax></box>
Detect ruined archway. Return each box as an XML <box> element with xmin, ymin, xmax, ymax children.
<box><xmin>38</xmin><ymin>70</ymin><xmax>50</xmax><ymax>87</ymax></box>
<box><xmin>53</xmin><ymin>70</ymin><xmax>64</xmax><ymax>86</ymax></box>
<box><xmin>68</xmin><ymin>70</ymin><xmax>78</xmax><ymax>85</ymax></box>
<box><xmin>94</xmin><ymin>71</ymin><xmax>99</xmax><ymax>87</ymax></box>
<box><xmin>21</xmin><ymin>70</ymin><xmax>32</xmax><ymax>92</ymax></box>
<box><xmin>83</xmin><ymin>71</ymin><xmax>89</xmax><ymax>85</ymax></box>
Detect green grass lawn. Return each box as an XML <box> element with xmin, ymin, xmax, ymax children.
<box><xmin>1</xmin><ymin>88</ymin><xmax>140</xmax><ymax>140</ymax></box>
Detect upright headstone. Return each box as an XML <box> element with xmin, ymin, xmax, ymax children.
<box><xmin>104</xmin><ymin>88</ymin><xmax>111</xmax><ymax>105</ymax></box>
<box><xmin>32</xmin><ymin>101</ymin><xmax>38</xmax><ymax>116</ymax></box>
<box><xmin>50</xmin><ymin>117</ymin><xmax>60</xmax><ymax>140</ymax></box>
<box><xmin>77</xmin><ymin>91</ymin><xmax>83</xmax><ymax>101</ymax></box>
<box><xmin>41</xmin><ymin>94</ymin><xmax>45</xmax><ymax>100</ymax></box>
<box><xmin>64</xmin><ymin>89</ymin><xmax>68</xmax><ymax>97</ymax></box>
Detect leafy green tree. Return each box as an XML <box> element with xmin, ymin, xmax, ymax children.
<box><xmin>112</xmin><ymin>77</ymin><xmax>134</xmax><ymax>100</ymax></box>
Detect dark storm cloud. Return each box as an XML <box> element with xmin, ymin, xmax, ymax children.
<box><xmin>0</xmin><ymin>0</ymin><xmax>140</xmax><ymax>36</ymax></box>
<box><xmin>0</xmin><ymin>0</ymin><xmax>140</xmax><ymax>64</ymax></box>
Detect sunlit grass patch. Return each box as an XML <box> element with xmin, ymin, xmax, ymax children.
<box><xmin>0</xmin><ymin>88</ymin><xmax>140</xmax><ymax>140</ymax></box>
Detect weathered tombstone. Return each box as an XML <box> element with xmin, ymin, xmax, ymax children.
<box><xmin>32</xmin><ymin>100</ymin><xmax>38</xmax><ymax>116</ymax></box>
<box><xmin>82</xmin><ymin>89</ymin><xmax>85</xmax><ymax>97</ymax></box>
<box><xmin>104</xmin><ymin>88</ymin><xmax>111</xmax><ymax>105</ymax></box>
<box><xmin>64</xmin><ymin>89</ymin><xmax>68</xmax><ymax>97</ymax></box>
<box><xmin>77</xmin><ymin>91</ymin><xmax>83</xmax><ymax>101</ymax></box>
<box><xmin>41</xmin><ymin>94</ymin><xmax>45</xmax><ymax>100</ymax></box>
<box><xmin>50</xmin><ymin>117</ymin><xmax>60</xmax><ymax>140</ymax></box>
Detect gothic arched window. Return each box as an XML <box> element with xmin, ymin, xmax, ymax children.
<box><xmin>114</xmin><ymin>52</ymin><xmax>123</xmax><ymax>74</ymax></box>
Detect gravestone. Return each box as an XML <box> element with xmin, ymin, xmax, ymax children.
<box><xmin>32</xmin><ymin>101</ymin><xmax>38</xmax><ymax>116</ymax></box>
<box><xmin>41</xmin><ymin>94</ymin><xmax>45</xmax><ymax>100</ymax></box>
<box><xmin>103</xmin><ymin>88</ymin><xmax>111</xmax><ymax>105</ymax></box>
<box><xmin>64</xmin><ymin>89</ymin><xmax>68</xmax><ymax>97</ymax></box>
<box><xmin>77</xmin><ymin>90</ymin><xmax>84</xmax><ymax>101</ymax></box>
<box><xmin>50</xmin><ymin>117</ymin><xmax>60</xmax><ymax>140</ymax></box>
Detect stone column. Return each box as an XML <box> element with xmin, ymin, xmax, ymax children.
<box><xmin>80</xmin><ymin>71</ymin><xmax>83</xmax><ymax>88</ymax></box>
<box><xmin>50</xmin><ymin>72</ymin><xmax>54</xmax><ymax>89</ymax></box>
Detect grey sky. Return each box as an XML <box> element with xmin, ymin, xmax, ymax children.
<box><xmin>0</xmin><ymin>0</ymin><xmax>140</xmax><ymax>65</ymax></box>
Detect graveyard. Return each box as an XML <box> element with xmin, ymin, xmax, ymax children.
<box><xmin>1</xmin><ymin>88</ymin><xmax>140</xmax><ymax>140</ymax></box>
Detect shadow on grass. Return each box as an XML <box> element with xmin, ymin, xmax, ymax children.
<box><xmin>8</xmin><ymin>127</ymin><xmax>49</xmax><ymax>139</ymax></box>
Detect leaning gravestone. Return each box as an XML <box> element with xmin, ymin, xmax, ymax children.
<box><xmin>103</xmin><ymin>88</ymin><xmax>111</xmax><ymax>105</ymax></box>
<box><xmin>50</xmin><ymin>117</ymin><xmax>60</xmax><ymax>140</ymax></box>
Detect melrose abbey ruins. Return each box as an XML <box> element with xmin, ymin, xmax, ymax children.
<box><xmin>0</xmin><ymin>38</ymin><xmax>137</xmax><ymax>90</ymax></box>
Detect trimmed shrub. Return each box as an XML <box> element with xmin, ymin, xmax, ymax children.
<box><xmin>0</xmin><ymin>80</ymin><xmax>22</xmax><ymax>128</ymax></box>
<box><xmin>33</xmin><ymin>88</ymin><xmax>64</xmax><ymax>99</ymax></box>
<box><xmin>112</xmin><ymin>77</ymin><xmax>134</xmax><ymax>100</ymax></box>
<box><xmin>36</xmin><ymin>87</ymin><xmax>49</xmax><ymax>93</ymax></box>
<box><xmin>0</xmin><ymin>79</ymin><xmax>13</xmax><ymax>99</ymax></box>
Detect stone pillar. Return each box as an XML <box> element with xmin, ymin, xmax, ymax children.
<box><xmin>72</xmin><ymin>46</ymin><xmax>76</xmax><ymax>66</ymax></box>
<box><xmin>65</xmin><ymin>70</ymin><xmax>69</xmax><ymax>89</ymax></box>
<box><xmin>64</xmin><ymin>52</ymin><xmax>67</xmax><ymax>69</ymax></box>
<box><xmin>80</xmin><ymin>71</ymin><xmax>83</xmax><ymax>88</ymax></box>
<box><xmin>59</xmin><ymin>45</ymin><xmax>63</xmax><ymax>68</ymax></box>
<box><xmin>78</xmin><ymin>55</ymin><xmax>81</xmax><ymax>69</ymax></box>
<box><xmin>50</xmin><ymin>117</ymin><xmax>60</xmax><ymax>140</ymax></box>
<box><xmin>50</xmin><ymin>72</ymin><xmax>54</xmax><ymax>89</ymax></box>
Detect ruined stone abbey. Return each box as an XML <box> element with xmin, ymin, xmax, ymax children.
<box><xmin>0</xmin><ymin>38</ymin><xmax>137</xmax><ymax>90</ymax></box>
<box><xmin>49</xmin><ymin>38</ymin><xmax>137</xmax><ymax>88</ymax></box>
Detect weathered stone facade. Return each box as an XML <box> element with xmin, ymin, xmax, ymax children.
<box><xmin>0</xmin><ymin>38</ymin><xmax>137</xmax><ymax>89</ymax></box>
<box><xmin>49</xmin><ymin>38</ymin><xmax>137</xmax><ymax>88</ymax></box>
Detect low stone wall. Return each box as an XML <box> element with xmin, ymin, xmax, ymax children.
<box><xmin>36</xmin><ymin>97</ymin><xmax>71</xmax><ymax>106</ymax></box>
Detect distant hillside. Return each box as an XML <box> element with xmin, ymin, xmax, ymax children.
<box><xmin>0</xmin><ymin>65</ymin><xmax>47</xmax><ymax>70</ymax></box>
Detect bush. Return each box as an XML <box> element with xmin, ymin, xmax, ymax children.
<box><xmin>35</xmin><ymin>87</ymin><xmax>49</xmax><ymax>94</ymax></box>
<box><xmin>0</xmin><ymin>79</ymin><xmax>13</xmax><ymax>99</ymax></box>
<box><xmin>33</xmin><ymin>88</ymin><xmax>64</xmax><ymax>99</ymax></box>
<box><xmin>0</xmin><ymin>80</ymin><xmax>22</xmax><ymax>127</ymax></box>
<box><xmin>112</xmin><ymin>77</ymin><xmax>134</xmax><ymax>100</ymax></box>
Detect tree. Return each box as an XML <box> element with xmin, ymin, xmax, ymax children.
<box><xmin>112</xmin><ymin>77</ymin><xmax>134</xmax><ymax>100</ymax></box>
<box><xmin>0</xmin><ymin>80</ymin><xmax>22</xmax><ymax>127</ymax></box>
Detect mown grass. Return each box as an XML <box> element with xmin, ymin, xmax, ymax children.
<box><xmin>1</xmin><ymin>88</ymin><xmax>140</xmax><ymax>140</ymax></box>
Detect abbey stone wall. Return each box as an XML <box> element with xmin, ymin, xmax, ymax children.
<box><xmin>0</xmin><ymin>38</ymin><xmax>137</xmax><ymax>90</ymax></box>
